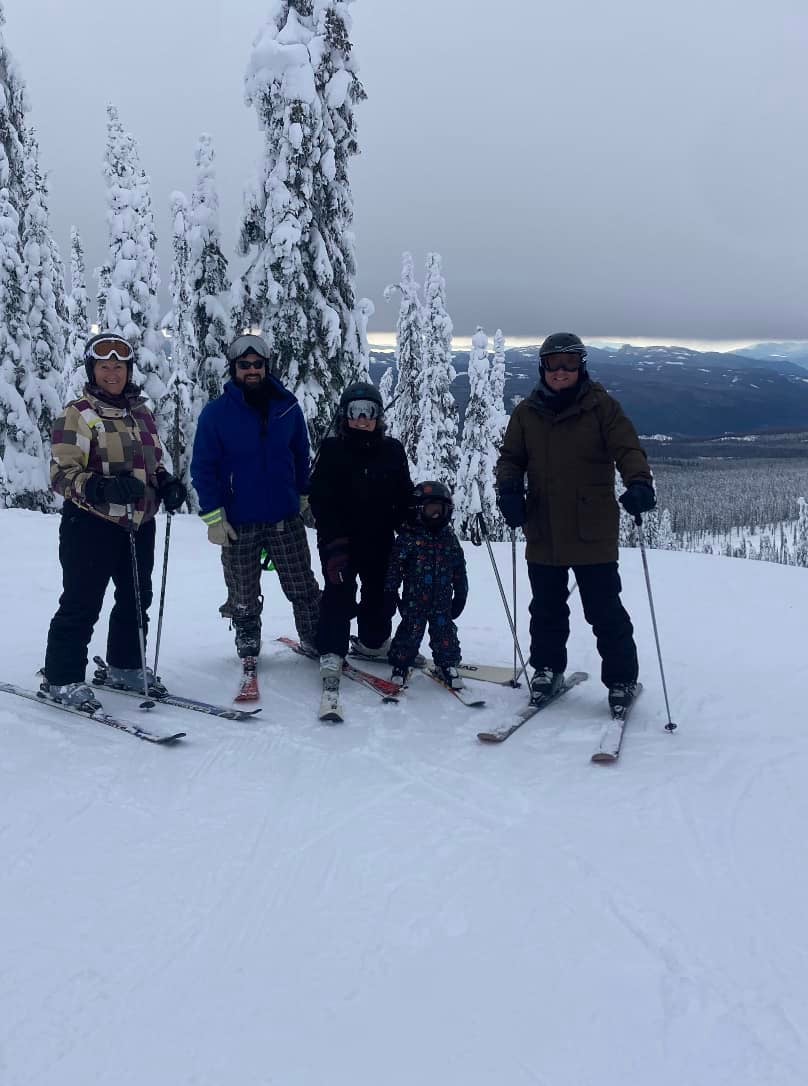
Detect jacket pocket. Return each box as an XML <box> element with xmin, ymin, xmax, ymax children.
<box><xmin>577</xmin><ymin>485</ymin><xmax>618</xmax><ymax>542</ymax></box>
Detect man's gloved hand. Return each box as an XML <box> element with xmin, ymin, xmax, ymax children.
<box><xmin>450</xmin><ymin>591</ymin><xmax>467</xmax><ymax>620</ymax></box>
<box><xmin>203</xmin><ymin>508</ymin><xmax>238</xmax><ymax>546</ymax></box>
<box><xmin>497</xmin><ymin>480</ymin><xmax>527</xmax><ymax>529</ymax></box>
<box><xmin>619</xmin><ymin>481</ymin><xmax>657</xmax><ymax>521</ymax></box>
<box><xmin>323</xmin><ymin>538</ymin><xmax>350</xmax><ymax>585</ymax></box>
<box><xmin>157</xmin><ymin>473</ymin><xmax>187</xmax><ymax>513</ymax></box>
<box><xmin>383</xmin><ymin>592</ymin><xmax>400</xmax><ymax>618</ymax></box>
<box><xmin>85</xmin><ymin>473</ymin><xmax>145</xmax><ymax>508</ymax></box>
<box><xmin>299</xmin><ymin>493</ymin><xmax>315</xmax><ymax>529</ymax></box>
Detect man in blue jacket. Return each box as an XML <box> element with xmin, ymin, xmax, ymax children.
<box><xmin>191</xmin><ymin>335</ymin><xmax>320</xmax><ymax>685</ymax></box>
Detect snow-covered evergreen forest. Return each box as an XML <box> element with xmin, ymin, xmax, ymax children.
<box><xmin>0</xmin><ymin>0</ymin><xmax>805</xmax><ymax>562</ymax></box>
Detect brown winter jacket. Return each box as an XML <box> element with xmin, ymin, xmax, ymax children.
<box><xmin>496</xmin><ymin>380</ymin><xmax>652</xmax><ymax>565</ymax></box>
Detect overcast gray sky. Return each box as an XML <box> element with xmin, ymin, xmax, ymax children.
<box><xmin>7</xmin><ymin>0</ymin><xmax>808</xmax><ymax>343</ymax></box>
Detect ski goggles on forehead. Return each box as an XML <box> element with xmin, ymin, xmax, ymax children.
<box><xmin>86</xmin><ymin>337</ymin><xmax>134</xmax><ymax>362</ymax></box>
<box><xmin>227</xmin><ymin>334</ymin><xmax>271</xmax><ymax>363</ymax></box>
<box><xmin>345</xmin><ymin>398</ymin><xmax>381</xmax><ymax>420</ymax></box>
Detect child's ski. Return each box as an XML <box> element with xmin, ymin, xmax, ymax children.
<box><xmin>234</xmin><ymin>658</ymin><xmax>259</xmax><ymax>703</ymax></box>
<box><xmin>425</xmin><ymin>668</ymin><xmax>486</xmax><ymax>708</ymax></box>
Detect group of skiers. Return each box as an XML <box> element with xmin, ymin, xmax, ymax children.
<box><xmin>41</xmin><ymin>328</ymin><xmax>656</xmax><ymax>718</ymax></box>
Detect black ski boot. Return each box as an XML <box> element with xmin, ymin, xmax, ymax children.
<box><xmin>434</xmin><ymin>664</ymin><xmax>464</xmax><ymax>691</ymax></box>
<box><xmin>608</xmin><ymin>681</ymin><xmax>638</xmax><ymax>715</ymax></box>
<box><xmin>390</xmin><ymin>665</ymin><xmax>411</xmax><ymax>688</ymax></box>
<box><xmin>529</xmin><ymin>667</ymin><xmax>564</xmax><ymax>704</ymax></box>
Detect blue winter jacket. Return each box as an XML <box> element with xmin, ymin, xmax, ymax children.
<box><xmin>191</xmin><ymin>377</ymin><xmax>310</xmax><ymax>526</ymax></box>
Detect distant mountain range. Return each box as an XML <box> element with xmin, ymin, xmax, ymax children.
<box><xmin>369</xmin><ymin>342</ymin><xmax>808</xmax><ymax>439</ymax></box>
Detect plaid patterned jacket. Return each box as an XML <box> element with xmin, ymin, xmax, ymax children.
<box><xmin>50</xmin><ymin>386</ymin><xmax>166</xmax><ymax>528</ymax></box>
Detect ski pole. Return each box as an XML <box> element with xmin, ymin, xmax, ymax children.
<box><xmin>635</xmin><ymin>514</ymin><xmax>677</xmax><ymax>732</ymax></box>
<box><xmin>474</xmin><ymin>510</ymin><xmax>528</xmax><ymax>687</ymax></box>
<box><xmin>126</xmin><ymin>504</ymin><xmax>154</xmax><ymax>708</ymax></box>
<box><xmin>151</xmin><ymin>512</ymin><xmax>173</xmax><ymax>680</ymax></box>
<box><xmin>511</xmin><ymin>530</ymin><xmax>519</xmax><ymax>685</ymax></box>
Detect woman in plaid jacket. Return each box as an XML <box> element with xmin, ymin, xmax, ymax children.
<box><xmin>41</xmin><ymin>333</ymin><xmax>186</xmax><ymax>710</ymax></box>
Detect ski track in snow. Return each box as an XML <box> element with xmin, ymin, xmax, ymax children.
<box><xmin>3</xmin><ymin>510</ymin><xmax>808</xmax><ymax>1084</ymax></box>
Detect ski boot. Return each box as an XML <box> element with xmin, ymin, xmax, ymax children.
<box><xmin>529</xmin><ymin>667</ymin><xmax>564</xmax><ymax>705</ymax></box>
<box><xmin>390</xmin><ymin>665</ymin><xmax>411</xmax><ymax>688</ymax></box>
<box><xmin>319</xmin><ymin>654</ymin><xmax>344</xmax><ymax>722</ymax></box>
<box><xmin>235</xmin><ymin>657</ymin><xmax>259</xmax><ymax>702</ymax></box>
<box><xmin>40</xmin><ymin>679</ymin><xmax>102</xmax><ymax>712</ymax></box>
<box><xmin>106</xmin><ymin>664</ymin><xmax>166</xmax><ymax>697</ymax></box>
<box><xmin>434</xmin><ymin>664</ymin><xmax>464</xmax><ymax>691</ymax></box>
<box><xmin>350</xmin><ymin>635</ymin><xmax>391</xmax><ymax>660</ymax></box>
<box><xmin>608</xmin><ymin>681</ymin><xmax>638</xmax><ymax>715</ymax></box>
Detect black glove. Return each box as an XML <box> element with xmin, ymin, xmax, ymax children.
<box><xmin>497</xmin><ymin>480</ymin><xmax>527</xmax><ymax>529</ymax></box>
<box><xmin>383</xmin><ymin>592</ymin><xmax>400</xmax><ymax>618</ymax></box>
<box><xmin>85</xmin><ymin>473</ymin><xmax>146</xmax><ymax>508</ymax></box>
<box><xmin>157</xmin><ymin>473</ymin><xmax>187</xmax><ymax>513</ymax></box>
<box><xmin>450</xmin><ymin>592</ymin><xmax>467</xmax><ymax>620</ymax></box>
<box><xmin>619</xmin><ymin>482</ymin><xmax>656</xmax><ymax>521</ymax></box>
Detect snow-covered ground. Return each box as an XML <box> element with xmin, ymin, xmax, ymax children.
<box><xmin>2</xmin><ymin>508</ymin><xmax>808</xmax><ymax>1086</ymax></box>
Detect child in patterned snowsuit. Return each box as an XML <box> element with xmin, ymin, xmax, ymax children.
<box><xmin>384</xmin><ymin>481</ymin><xmax>468</xmax><ymax>690</ymax></box>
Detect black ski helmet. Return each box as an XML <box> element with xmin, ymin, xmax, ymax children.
<box><xmin>339</xmin><ymin>381</ymin><xmax>384</xmax><ymax>419</ymax></box>
<box><xmin>539</xmin><ymin>332</ymin><xmax>587</xmax><ymax>374</ymax></box>
<box><xmin>83</xmin><ymin>331</ymin><xmax>136</xmax><ymax>384</ymax></box>
<box><xmin>411</xmin><ymin>480</ymin><xmax>454</xmax><ymax>532</ymax></box>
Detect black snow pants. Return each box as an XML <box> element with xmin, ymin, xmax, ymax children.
<box><xmin>44</xmin><ymin>502</ymin><xmax>156</xmax><ymax>685</ymax></box>
<box><xmin>317</xmin><ymin>538</ymin><xmax>393</xmax><ymax>658</ymax></box>
<box><xmin>527</xmin><ymin>561</ymin><xmax>638</xmax><ymax>687</ymax></box>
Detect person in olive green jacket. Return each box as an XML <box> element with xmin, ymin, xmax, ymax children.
<box><xmin>495</xmin><ymin>332</ymin><xmax>655</xmax><ymax>713</ymax></box>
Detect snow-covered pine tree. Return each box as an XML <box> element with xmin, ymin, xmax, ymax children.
<box><xmin>63</xmin><ymin>227</ymin><xmax>89</xmax><ymax>402</ymax></box>
<box><xmin>20</xmin><ymin>126</ymin><xmax>64</xmax><ymax>450</ymax></box>
<box><xmin>383</xmin><ymin>251</ymin><xmax>423</xmax><ymax>466</ymax></box>
<box><xmin>188</xmin><ymin>133</ymin><xmax>230</xmax><ymax>403</ymax></box>
<box><xmin>414</xmin><ymin>253</ymin><xmax>458</xmax><ymax>487</ymax></box>
<box><xmin>0</xmin><ymin>187</ymin><xmax>48</xmax><ymax>509</ymax></box>
<box><xmin>487</xmin><ymin>328</ymin><xmax>508</xmax><ymax>540</ymax></box>
<box><xmin>454</xmin><ymin>327</ymin><xmax>499</xmax><ymax>539</ymax></box>
<box><xmin>97</xmin><ymin>104</ymin><xmax>168</xmax><ymax>411</ymax></box>
<box><xmin>794</xmin><ymin>496</ymin><xmax>808</xmax><ymax>567</ymax></box>
<box><xmin>164</xmin><ymin>191</ymin><xmax>196</xmax><ymax>510</ymax></box>
<box><xmin>378</xmin><ymin>365</ymin><xmax>394</xmax><ymax>410</ymax></box>
<box><xmin>238</xmin><ymin>0</ymin><xmax>366</xmax><ymax>443</ymax></box>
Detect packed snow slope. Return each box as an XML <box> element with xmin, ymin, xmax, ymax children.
<box><xmin>2</xmin><ymin>508</ymin><xmax>808</xmax><ymax>1086</ymax></box>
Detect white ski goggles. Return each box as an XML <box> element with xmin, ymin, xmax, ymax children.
<box><xmin>345</xmin><ymin>398</ymin><xmax>381</xmax><ymax>421</ymax></box>
<box><xmin>227</xmin><ymin>334</ymin><xmax>271</xmax><ymax>363</ymax></box>
<box><xmin>86</xmin><ymin>336</ymin><xmax>134</xmax><ymax>363</ymax></box>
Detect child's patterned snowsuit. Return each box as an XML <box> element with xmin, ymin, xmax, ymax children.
<box><xmin>386</xmin><ymin>522</ymin><xmax>468</xmax><ymax>668</ymax></box>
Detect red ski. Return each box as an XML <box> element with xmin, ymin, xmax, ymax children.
<box><xmin>234</xmin><ymin>658</ymin><xmax>260</xmax><ymax>703</ymax></box>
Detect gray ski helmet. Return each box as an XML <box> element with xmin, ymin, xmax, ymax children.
<box><xmin>226</xmin><ymin>333</ymin><xmax>272</xmax><ymax>377</ymax></box>
<box><xmin>339</xmin><ymin>381</ymin><xmax>384</xmax><ymax>419</ymax></box>
<box><xmin>83</xmin><ymin>331</ymin><xmax>136</xmax><ymax>384</ymax></box>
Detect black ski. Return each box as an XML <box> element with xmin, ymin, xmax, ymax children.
<box><xmin>425</xmin><ymin>668</ymin><xmax>486</xmax><ymax>708</ymax></box>
<box><xmin>591</xmin><ymin>683</ymin><xmax>643</xmax><ymax>764</ymax></box>
<box><xmin>0</xmin><ymin>682</ymin><xmax>186</xmax><ymax>744</ymax></box>
<box><xmin>477</xmin><ymin>671</ymin><xmax>589</xmax><ymax>743</ymax></box>
<box><xmin>91</xmin><ymin>657</ymin><xmax>261</xmax><ymax>722</ymax></box>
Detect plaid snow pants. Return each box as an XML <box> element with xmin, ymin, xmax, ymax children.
<box><xmin>220</xmin><ymin>517</ymin><xmax>320</xmax><ymax>658</ymax></box>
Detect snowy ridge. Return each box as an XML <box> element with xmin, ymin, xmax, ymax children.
<box><xmin>3</xmin><ymin>509</ymin><xmax>808</xmax><ymax>1084</ymax></box>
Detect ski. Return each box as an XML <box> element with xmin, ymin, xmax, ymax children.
<box><xmin>91</xmin><ymin>657</ymin><xmax>261</xmax><ymax>722</ymax></box>
<box><xmin>0</xmin><ymin>682</ymin><xmax>186</xmax><ymax>745</ymax></box>
<box><xmin>425</xmin><ymin>668</ymin><xmax>486</xmax><ymax>708</ymax></box>
<box><xmin>477</xmin><ymin>671</ymin><xmax>589</xmax><ymax>743</ymax></box>
<box><xmin>591</xmin><ymin>683</ymin><xmax>643</xmax><ymax>764</ymax></box>
<box><xmin>276</xmin><ymin>638</ymin><xmax>400</xmax><ymax>703</ymax></box>
<box><xmin>234</xmin><ymin>659</ymin><xmax>259</xmax><ymax>703</ymax></box>
<box><xmin>456</xmin><ymin>663</ymin><xmax>523</xmax><ymax>686</ymax></box>
<box><xmin>319</xmin><ymin>678</ymin><xmax>344</xmax><ymax>723</ymax></box>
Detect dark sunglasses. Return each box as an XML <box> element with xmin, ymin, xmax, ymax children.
<box><xmin>236</xmin><ymin>358</ymin><xmax>266</xmax><ymax>371</ymax></box>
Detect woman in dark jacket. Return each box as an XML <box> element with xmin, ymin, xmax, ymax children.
<box><xmin>309</xmin><ymin>382</ymin><xmax>412</xmax><ymax>686</ymax></box>
<box><xmin>42</xmin><ymin>332</ymin><xmax>186</xmax><ymax>710</ymax></box>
